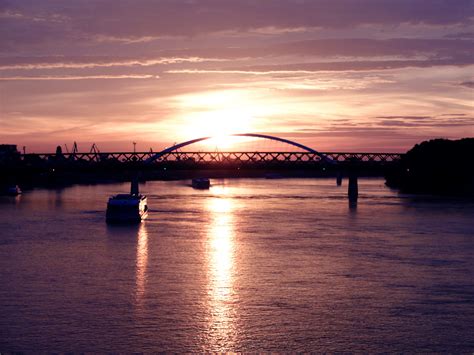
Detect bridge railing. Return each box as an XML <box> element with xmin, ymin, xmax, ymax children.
<box><xmin>16</xmin><ymin>151</ymin><xmax>403</xmax><ymax>165</ymax></box>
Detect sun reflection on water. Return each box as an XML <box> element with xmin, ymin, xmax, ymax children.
<box><xmin>135</xmin><ymin>223</ymin><xmax>148</xmax><ymax>305</ymax></box>
<box><xmin>206</xmin><ymin>186</ymin><xmax>237</xmax><ymax>350</ymax></box>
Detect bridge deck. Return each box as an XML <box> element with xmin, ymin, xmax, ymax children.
<box><xmin>19</xmin><ymin>151</ymin><xmax>403</xmax><ymax>164</ymax></box>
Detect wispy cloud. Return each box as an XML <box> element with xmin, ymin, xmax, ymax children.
<box><xmin>0</xmin><ymin>57</ymin><xmax>225</xmax><ymax>70</ymax></box>
<box><xmin>375</xmin><ymin>116</ymin><xmax>431</xmax><ymax>120</ymax></box>
<box><xmin>0</xmin><ymin>74</ymin><xmax>159</xmax><ymax>81</ymax></box>
<box><xmin>460</xmin><ymin>80</ymin><xmax>474</xmax><ymax>88</ymax></box>
<box><xmin>445</xmin><ymin>32</ymin><xmax>474</xmax><ymax>39</ymax></box>
<box><xmin>2</xmin><ymin>0</ymin><xmax>472</xmax><ymax>44</ymax></box>
<box><xmin>165</xmin><ymin>57</ymin><xmax>472</xmax><ymax>74</ymax></box>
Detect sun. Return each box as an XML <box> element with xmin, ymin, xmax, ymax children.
<box><xmin>176</xmin><ymin>90</ymin><xmax>256</xmax><ymax>149</ymax></box>
<box><xmin>202</xmin><ymin>109</ymin><xmax>254</xmax><ymax>149</ymax></box>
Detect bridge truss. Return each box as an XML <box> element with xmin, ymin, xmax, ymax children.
<box><xmin>15</xmin><ymin>133</ymin><xmax>402</xmax><ymax>168</ymax></box>
<box><xmin>21</xmin><ymin>151</ymin><xmax>402</xmax><ymax>164</ymax></box>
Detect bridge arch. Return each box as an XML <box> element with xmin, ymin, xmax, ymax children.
<box><xmin>145</xmin><ymin>133</ymin><xmax>335</xmax><ymax>164</ymax></box>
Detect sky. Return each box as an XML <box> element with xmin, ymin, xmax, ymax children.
<box><xmin>0</xmin><ymin>0</ymin><xmax>473</xmax><ymax>153</ymax></box>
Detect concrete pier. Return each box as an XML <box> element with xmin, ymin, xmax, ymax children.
<box><xmin>348</xmin><ymin>172</ymin><xmax>358</xmax><ymax>201</ymax></box>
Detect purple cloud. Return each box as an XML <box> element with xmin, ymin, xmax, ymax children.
<box><xmin>1</xmin><ymin>0</ymin><xmax>472</xmax><ymax>152</ymax></box>
<box><xmin>460</xmin><ymin>80</ymin><xmax>474</xmax><ymax>88</ymax></box>
<box><xmin>1</xmin><ymin>0</ymin><xmax>473</xmax><ymax>50</ymax></box>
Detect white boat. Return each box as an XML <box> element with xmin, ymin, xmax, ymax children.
<box><xmin>106</xmin><ymin>178</ymin><xmax>148</xmax><ymax>224</ymax></box>
<box><xmin>192</xmin><ymin>177</ymin><xmax>210</xmax><ymax>189</ymax></box>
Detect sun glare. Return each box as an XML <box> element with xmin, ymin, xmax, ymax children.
<box><xmin>176</xmin><ymin>90</ymin><xmax>257</xmax><ymax>149</ymax></box>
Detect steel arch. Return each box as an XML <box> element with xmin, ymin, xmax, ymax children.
<box><xmin>145</xmin><ymin>133</ymin><xmax>335</xmax><ymax>164</ymax></box>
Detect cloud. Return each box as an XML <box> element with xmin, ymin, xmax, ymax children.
<box><xmin>459</xmin><ymin>80</ymin><xmax>474</xmax><ymax>88</ymax></box>
<box><xmin>372</xmin><ymin>115</ymin><xmax>474</xmax><ymax>129</ymax></box>
<box><xmin>1</xmin><ymin>0</ymin><xmax>473</xmax><ymax>50</ymax></box>
<box><xmin>0</xmin><ymin>74</ymin><xmax>159</xmax><ymax>81</ymax></box>
<box><xmin>166</xmin><ymin>58</ymin><xmax>473</xmax><ymax>75</ymax></box>
<box><xmin>287</xmin><ymin>114</ymin><xmax>474</xmax><ymax>138</ymax></box>
<box><xmin>264</xmin><ymin>38</ymin><xmax>474</xmax><ymax>59</ymax></box>
<box><xmin>378</xmin><ymin>119</ymin><xmax>474</xmax><ymax>128</ymax></box>
<box><xmin>445</xmin><ymin>32</ymin><xmax>474</xmax><ymax>39</ymax></box>
<box><xmin>1</xmin><ymin>1</ymin><xmax>472</xmax><ymax>152</ymax></box>
<box><xmin>375</xmin><ymin>116</ymin><xmax>431</xmax><ymax>120</ymax></box>
<box><xmin>1</xmin><ymin>38</ymin><xmax>471</xmax><ymax>76</ymax></box>
<box><xmin>7</xmin><ymin>1</ymin><xmax>474</xmax><ymax>33</ymax></box>
<box><xmin>0</xmin><ymin>56</ymin><xmax>225</xmax><ymax>70</ymax></box>
<box><xmin>3</xmin><ymin>38</ymin><xmax>472</xmax><ymax>66</ymax></box>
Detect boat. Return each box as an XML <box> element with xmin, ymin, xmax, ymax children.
<box><xmin>1</xmin><ymin>185</ymin><xmax>22</xmax><ymax>196</ymax></box>
<box><xmin>192</xmin><ymin>177</ymin><xmax>210</xmax><ymax>189</ymax></box>
<box><xmin>264</xmin><ymin>173</ymin><xmax>283</xmax><ymax>179</ymax></box>
<box><xmin>106</xmin><ymin>178</ymin><xmax>148</xmax><ymax>224</ymax></box>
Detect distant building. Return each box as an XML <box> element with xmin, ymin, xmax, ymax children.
<box><xmin>0</xmin><ymin>144</ymin><xmax>21</xmax><ymax>164</ymax></box>
<box><xmin>0</xmin><ymin>144</ymin><xmax>18</xmax><ymax>153</ymax></box>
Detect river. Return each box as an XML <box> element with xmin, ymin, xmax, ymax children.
<box><xmin>1</xmin><ymin>178</ymin><xmax>473</xmax><ymax>352</ymax></box>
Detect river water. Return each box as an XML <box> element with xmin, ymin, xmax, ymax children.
<box><xmin>0</xmin><ymin>178</ymin><xmax>473</xmax><ymax>352</ymax></box>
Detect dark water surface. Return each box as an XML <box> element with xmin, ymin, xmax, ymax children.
<box><xmin>1</xmin><ymin>178</ymin><xmax>473</xmax><ymax>352</ymax></box>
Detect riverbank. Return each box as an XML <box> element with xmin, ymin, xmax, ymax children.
<box><xmin>385</xmin><ymin>138</ymin><xmax>474</xmax><ymax>197</ymax></box>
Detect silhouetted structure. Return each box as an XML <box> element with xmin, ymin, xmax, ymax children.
<box><xmin>348</xmin><ymin>172</ymin><xmax>359</xmax><ymax>201</ymax></box>
<box><xmin>106</xmin><ymin>178</ymin><xmax>148</xmax><ymax>224</ymax></box>
<box><xmin>1</xmin><ymin>134</ymin><xmax>404</xmax><ymax>188</ymax></box>
<box><xmin>0</xmin><ymin>144</ymin><xmax>20</xmax><ymax>164</ymax></box>
<box><xmin>385</xmin><ymin>138</ymin><xmax>474</xmax><ymax>196</ymax></box>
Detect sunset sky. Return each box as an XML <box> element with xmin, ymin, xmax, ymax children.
<box><xmin>1</xmin><ymin>0</ymin><xmax>473</xmax><ymax>152</ymax></box>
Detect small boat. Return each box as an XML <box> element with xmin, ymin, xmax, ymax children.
<box><xmin>1</xmin><ymin>185</ymin><xmax>22</xmax><ymax>196</ymax></box>
<box><xmin>192</xmin><ymin>177</ymin><xmax>210</xmax><ymax>189</ymax></box>
<box><xmin>106</xmin><ymin>178</ymin><xmax>148</xmax><ymax>224</ymax></box>
<box><xmin>265</xmin><ymin>173</ymin><xmax>283</xmax><ymax>179</ymax></box>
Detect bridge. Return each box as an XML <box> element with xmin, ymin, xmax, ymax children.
<box><xmin>3</xmin><ymin>133</ymin><xmax>405</xmax><ymax>200</ymax></box>
<box><xmin>17</xmin><ymin>133</ymin><xmax>403</xmax><ymax>167</ymax></box>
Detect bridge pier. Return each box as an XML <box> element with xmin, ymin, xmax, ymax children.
<box><xmin>348</xmin><ymin>171</ymin><xmax>358</xmax><ymax>201</ymax></box>
<box><xmin>336</xmin><ymin>171</ymin><xmax>342</xmax><ymax>186</ymax></box>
